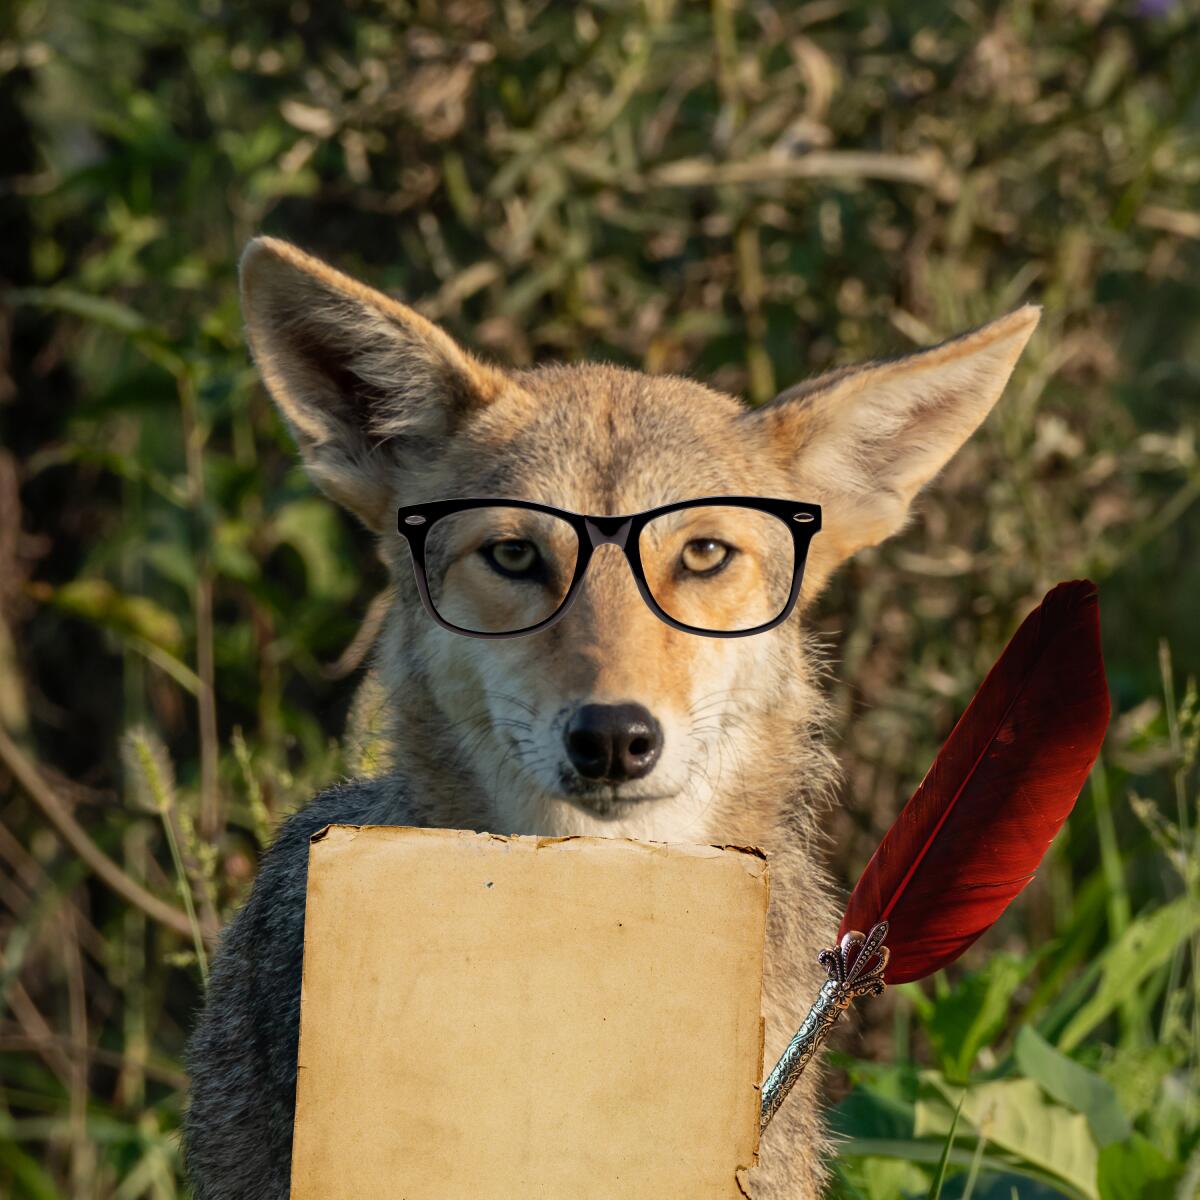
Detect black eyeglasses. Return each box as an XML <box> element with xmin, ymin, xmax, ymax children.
<box><xmin>395</xmin><ymin>495</ymin><xmax>821</xmax><ymax>639</ymax></box>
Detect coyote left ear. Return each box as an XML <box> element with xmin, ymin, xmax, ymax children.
<box><xmin>239</xmin><ymin>237</ymin><xmax>507</xmax><ymax>532</ymax></box>
<box><xmin>746</xmin><ymin>306</ymin><xmax>1041</xmax><ymax>597</ymax></box>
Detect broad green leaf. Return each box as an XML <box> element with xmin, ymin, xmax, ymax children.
<box><xmin>846</xmin><ymin>1156</ymin><xmax>930</xmax><ymax>1200</ymax></box>
<box><xmin>1058</xmin><ymin>898</ymin><xmax>1200</xmax><ymax>1052</ymax></box>
<box><xmin>1014</xmin><ymin>1027</ymin><xmax>1131</xmax><ymax>1147</ymax></box>
<box><xmin>1096</xmin><ymin>1135</ymin><xmax>1181</xmax><ymax>1200</ymax></box>
<box><xmin>916</xmin><ymin>1075</ymin><xmax>1098</xmax><ymax>1200</ymax></box>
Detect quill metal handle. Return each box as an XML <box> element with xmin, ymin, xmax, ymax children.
<box><xmin>759</xmin><ymin>922</ymin><xmax>890</xmax><ymax>1133</ymax></box>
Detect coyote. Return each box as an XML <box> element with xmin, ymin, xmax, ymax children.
<box><xmin>183</xmin><ymin>236</ymin><xmax>1038</xmax><ymax>1199</ymax></box>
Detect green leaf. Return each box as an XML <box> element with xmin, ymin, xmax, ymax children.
<box><xmin>843</xmin><ymin>1156</ymin><xmax>930</xmax><ymax>1200</ymax></box>
<box><xmin>836</xmin><ymin>1138</ymin><xmax>1078</xmax><ymax>1195</ymax></box>
<box><xmin>51</xmin><ymin>578</ymin><xmax>183</xmax><ymax>653</ymax></box>
<box><xmin>0</xmin><ymin>1139</ymin><xmax>61</xmax><ymax>1200</ymax></box>
<box><xmin>268</xmin><ymin>498</ymin><xmax>357</xmax><ymax>603</ymax></box>
<box><xmin>831</xmin><ymin>1085</ymin><xmax>917</xmax><ymax>1142</ymax></box>
<box><xmin>1096</xmin><ymin>1135</ymin><xmax>1182</xmax><ymax>1200</ymax></box>
<box><xmin>4</xmin><ymin>286</ymin><xmax>185</xmax><ymax>373</ymax></box>
<box><xmin>5</xmin><ymin>285</ymin><xmax>152</xmax><ymax>336</ymax></box>
<box><xmin>1014</xmin><ymin>1027</ymin><xmax>1131</xmax><ymax>1147</ymax></box>
<box><xmin>921</xmin><ymin>953</ymin><xmax>1034</xmax><ymax>1080</ymax></box>
<box><xmin>1057</xmin><ymin>898</ymin><xmax>1200</xmax><ymax>1052</ymax></box>
<box><xmin>955</xmin><ymin>1178</ymin><xmax>1075</xmax><ymax>1199</ymax></box>
<box><xmin>916</xmin><ymin>1075</ymin><xmax>1099</xmax><ymax>1200</ymax></box>
<box><xmin>1096</xmin><ymin>1044</ymin><xmax>1178</xmax><ymax>1123</ymax></box>
<box><xmin>143</xmin><ymin>540</ymin><xmax>200</xmax><ymax>595</ymax></box>
<box><xmin>212</xmin><ymin>518</ymin><xmax>262</xmax><ymax>584</ymax></box>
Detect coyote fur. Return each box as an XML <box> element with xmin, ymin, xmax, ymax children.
<box><xmin>183</xmin><ymin>236</ymin><xmax>1039</xmax><ymax>1199</ymax></box>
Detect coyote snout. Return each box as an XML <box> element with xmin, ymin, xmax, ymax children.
<box><xmin>422</xmin><ymin>611</ymin><xmax>759</xmax><ymax>837</ymax></box>
<box><xmin>183</xmin><ymin>235</ymin><xmax>1041</xmax><ymax>1200</ymax></box>
<box><xmin>561</xmin><ymin>701</ymin><xmax>664</xmax><ymax>788</ymax></box>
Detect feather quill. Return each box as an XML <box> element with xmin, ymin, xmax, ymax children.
<box><xmin>838</xmin><ymin>579</ymin><xmax>1111</xmax><ymax>984</ymax></box>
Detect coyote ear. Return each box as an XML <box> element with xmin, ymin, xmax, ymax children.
<box><xmin>749</xmin><ymin>306</ymin><xmax>1041</xmax><ymax>596</ymax></box>
<box><xmin>239</xmin><ymin>237</ymin><xmax>506</xmax><ymax>532</ymax></box>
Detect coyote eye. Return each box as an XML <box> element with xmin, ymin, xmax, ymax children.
<box><xmin>481</xmin><ymin>539</ymin><xmax>543</xmax><ymax>581</ymax></box>
<box><xmin>680</xmin><ymin>538</ymin><xmax>734</xmax><ymax>576</ymax></box>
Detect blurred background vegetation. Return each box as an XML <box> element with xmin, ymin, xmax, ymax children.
<box><xmin>1</xmin><ymin>0</ymin><xmax>1198</xmax><ymax>1196</ymax></box>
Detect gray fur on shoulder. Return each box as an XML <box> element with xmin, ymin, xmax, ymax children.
<box><xmin>182</xmin><ymin>777</ymin><xmax>416</xmax><ymax>1200</ymax></box>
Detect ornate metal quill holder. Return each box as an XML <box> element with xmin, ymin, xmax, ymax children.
<box><xmin>759</xmin><ymin>921</ymin><xmax>891</xmax><ymax>1132</ymax></box>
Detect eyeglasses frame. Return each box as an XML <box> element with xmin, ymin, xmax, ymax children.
<box><xmin>395</xmin><ymin>495</ymin><xmax>822</xmax><ymax>641</ymax></box>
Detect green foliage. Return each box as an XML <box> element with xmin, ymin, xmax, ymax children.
<box><xmin>831</xmin><ymin>674</ymin><xmax>1199</xmax><ymax>1198</ymax></box>
<box><xmin>909</xmin><ymin>953</ymin><xmax>1037</xmax><ymax>1083</ymax></box>
<box><xmin>1096</xmin><ymin>1136</ymin><xmax>1183</xmax><ymax>1200</ymax></box>
<box><xmin>1056</xmin><ymin>895</ymin><xmax>1200</xmax><ymax>1053</ymax></box>
<box><xmin>1013</xmin><ymin>1027</ymin><xmax>1130</xmax><ymax>1149</ymax></box>
<box><xmin>1</xmin><ymin>0</ymin><xmax>1198</xmax><ymax>1196</ymax></box>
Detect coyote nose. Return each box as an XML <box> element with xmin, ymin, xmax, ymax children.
<box><xmin>564</xmin><ymin>703</ymin><xmax>663</xmax><ymax>783</ymax></box>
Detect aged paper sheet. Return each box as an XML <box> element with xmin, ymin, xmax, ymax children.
<box><xmin>290</xmin><ymin>825</ymin><xmax>768</xmax><ymax>1199</ymax></box>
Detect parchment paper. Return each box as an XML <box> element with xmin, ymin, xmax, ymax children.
<box><xmin>290</xmin><ymin>825</ymin><xmax>768</xmax><ymax>1199</ymax></box>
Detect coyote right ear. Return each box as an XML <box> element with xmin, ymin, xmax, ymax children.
<box><xmin>745</xmin><ymin>306</ymin><xmax>1040</xmax><ymax>599</ymax></box>
<box><xmin>239</xmin><ymin>237</ymin><xmax>507</xmax><ymax>532</ymax></box>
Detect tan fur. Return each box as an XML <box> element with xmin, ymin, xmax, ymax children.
<box><xmin>240</xmin><ymin>237</ymin><xmax>1039</xmax><ymax>1197</ymax></box>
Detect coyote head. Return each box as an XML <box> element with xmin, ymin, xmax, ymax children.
<box><xmin>240</xmin><ymin>237</ymin><xmax>1038</xmax><ymax>845</ymax></box>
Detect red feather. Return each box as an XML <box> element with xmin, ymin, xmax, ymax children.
<box><xmin>839</xmin><ymin>580</ymin><xmax>1111</xmax><ymax>984</ymax></box>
